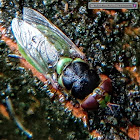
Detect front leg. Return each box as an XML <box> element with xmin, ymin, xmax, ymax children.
<box><xmin>45</xmin><ymin>73</ymin><xmax>59</xmax><ymax>90</ymax></box>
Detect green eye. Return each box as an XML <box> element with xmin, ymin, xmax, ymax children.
<box><xmin>58</xmin><ymin>74</ymin><xmax>64</xmax><ymax>87</ymax></box>
<box><xmin>73</xmin><ymin>58</ymin><xmax>85</xmax><ymax>63</ymax></box>
<box><xmin>56</xmin><ymin>57</ymin><xmax>72</xmax><ymax>75</ymax></box>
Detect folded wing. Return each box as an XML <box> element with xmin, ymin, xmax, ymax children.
<box><xmin>12</xmin><ymin>18</ymin><xmax>59</xmax><ymax>76</ymax></box>
<box><xmin>23</xmin><ymin>7</ymin><xmax>85</xmax><ymax>59</ymax></box>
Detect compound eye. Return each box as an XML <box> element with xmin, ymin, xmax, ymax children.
<box><xmin>73</xmin><ymin>58</ymin><xmax>85</xmax><ymax>63</ymax></box>
<box><xmin>56</xmin><ymin>57</ymin><xmax>72</xmax><ymax>75</ymax></box>
<box><xmin>58</xmin><ymin>75</ymin><xmax>64</xmax><ymax>88</ymax></box>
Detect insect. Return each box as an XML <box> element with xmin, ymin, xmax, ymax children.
<box><xmin>11</xmin><ymin>7</ymin><xmax>112</xmax><ymax>111</ymax></box>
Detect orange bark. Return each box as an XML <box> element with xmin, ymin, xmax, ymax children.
<box><xmin>0</xmin><ymin>104</ymin><xmax>10</xmax><ymax>120</ymax></box>
<box><xmin>128</xmin><ymin>126</ymin><xmax>140</xmax><ymax>140</ymax></box>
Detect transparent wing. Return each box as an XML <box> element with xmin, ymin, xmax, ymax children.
<box><xmin>11</xmin><ymin>18</ymin><xmax>59</xmax><ymax>76</ymax></box>
<box><xmin>23</xmin><ymin>7</ymin><xmax>85</xmax><ymax>59</ymax></box>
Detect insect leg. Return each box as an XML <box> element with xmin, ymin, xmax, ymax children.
<box><xmin>8</xmin><ymin>54</ymin><xmax>25</xmax><ymax>60</ymax></box>
<box><xmin>5</xmin><ymin>96</ymin><xmax>33</xmax><ymax>138</ymax></box>
<box><xmin>45</xmin><ymin>74</ymin><xmax>59</xmax><ymax>90</ymax></box>
<box><xmin>107</xmin><ymin>102</ymin><xmax>120</xmax><ymax>114</ymax></box>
